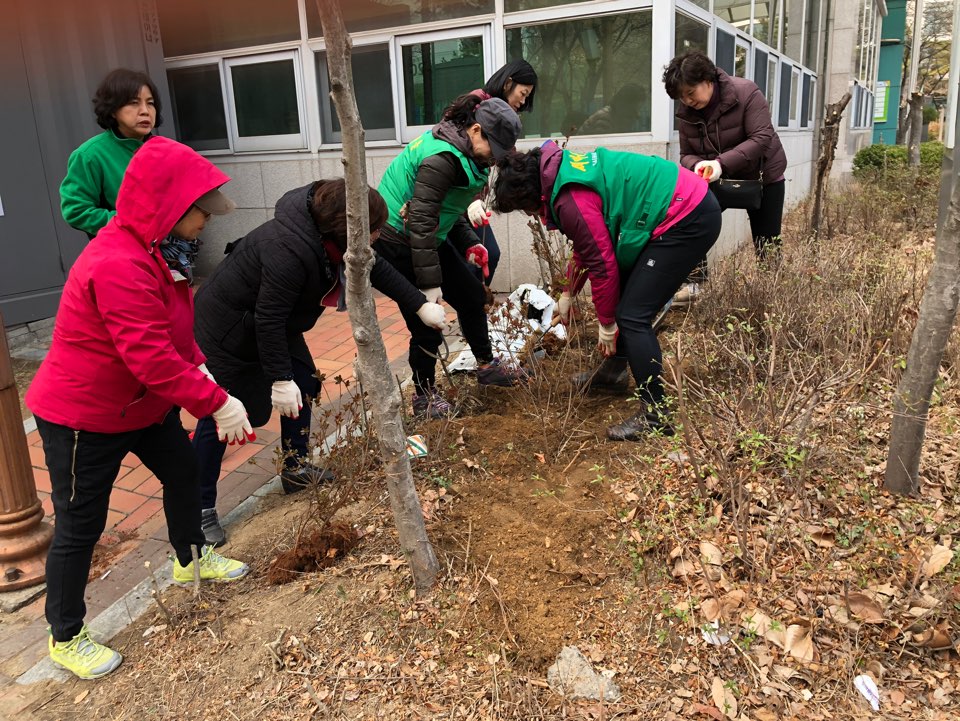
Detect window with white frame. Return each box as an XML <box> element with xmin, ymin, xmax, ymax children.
<box><xmin>789</xmin><ymin>66</ymin><xmax>800</xmax><ymax>123</ymax></box>
<box><xmin>167</xmin><ymin>64</ymin><xmax>229</xmax><ymax>152</ymax></box>
<box><xmin>778</xmin><ymin>61</ymin><xmax>791</xmax><ymax>127</ymax></box>
<box><xmin>506</xmin><ymin>10</ymin><xmax>653</xmax><ymax>138</ymax></box>
<box><xmin>305</xmin><ymin>0</ymin><xmax>494</xmax><ymax>34</ymax></box>
<box><xmin>766</xmin><ymin>55</ymin><xmax>778</xmax><ymax>109</ymax></box>
<box><xmin>225</xmin><ymin>52</ymin><xmax>307</xmax><ymax>152</ymax></box>
<box><xmin>716</xmin><ymin>28</ymin><xmax>736</xmax><ymax>75</ymax></box>
<box><xmin>735</xmin><ymin>37</ymin><xmax>750</xmax><ymax>78</ymax></box>
<box><xmin>316</xmin><ymin>44</ymin><xmax>396</xmax><ymax>143</ymax></box>
<box><xmin>676</xmin><ymin>11</ymin><xmax>711</xmax><ymax>55</ymax></box>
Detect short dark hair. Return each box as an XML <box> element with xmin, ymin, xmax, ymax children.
<box><xmin>662</xmin><ymin>52</ymin><xmax>719</xmax><ymax>100</ymax></box>
<box><xmin>93</xmin><ymin>68</ymin><xmax>163</xmax><ymax>130</ymax></box>
<box><xmin>310</xmin><ymin>179</ymin><xmax>388</xmax><ymax>251</ymax></box>
<box><xmin>493</xmin><ymin>149</ymin><xmax>543</xmax><ymax>214</ymax></box>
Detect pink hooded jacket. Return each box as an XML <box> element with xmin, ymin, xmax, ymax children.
<box><xmin>26</xmin><ymin>137</ymin><xmax>229</xmax><ymax>432</ymax></box>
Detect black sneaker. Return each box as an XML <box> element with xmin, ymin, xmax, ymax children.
<box><xmin>606</xmin><ymin>411</ymin><xmax>675</xmax><ymax>441</ymax></box>
<box><xmin>412</xmin><ymin>388</ymin><xmax>455</xmax><ymax>419</ymax></box>
<box><xmin>201</xmin><ymin>508</ymin><xmax>226</xmax><ymax>548</ymax></box>
<box><xmin>475</xmin><ymin>359</ymin><xmax>528</xmax><ymax>387</ymax></box>
<box><xmin>571</xmin><ymin>357</ymin><xmax>630</xmax><ymax>396</ymax></box>
<box><xmin>280</xmin><ymin>464</ymin><xmax>336</xmax><ymax>495</ymax></box>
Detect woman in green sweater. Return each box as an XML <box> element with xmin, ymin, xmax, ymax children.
<box><xmin>60</xmin><ymin>68</ymin><xmax>161</xmax><ymax>239</ymax></box>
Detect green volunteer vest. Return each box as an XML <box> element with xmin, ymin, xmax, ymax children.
<box><xmin>378</xmin><ymin>131</ymin><xmax>488</xmax><ymax>243</ymax></box>
<box><xmin>550</xmin><ymin>148</ymin><xmax>679</xmax><ymax>269</ymax></box>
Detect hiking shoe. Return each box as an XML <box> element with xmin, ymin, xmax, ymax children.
<box><xmin>48</xmin><ymin>626</ymin><xmax>122</xmax><ymax>680</ymax></box>
<box><xmin>475</xmin><ymin>358</ymin><xmax>528</xmax><ymax>387</ymax></box>
<box><xmin>606</xmin><ymin>411</ymin><xmax>675</xmax><ymax>441</ymax></box>
<box><xmin>280</xmin><ymin>464</ymin><xmax>335</xmax><ymax>495</ymax></box>
<box><xmin>412</xmin><ymin>388</ymin><xmax>455</xmax><ymax>419</ymax></box>
<box><xmin>571</xmin><ymin>357</ymin><xmax>630</xmax><ymax>396</ymax></box>
<box><xmin>201</xmin><ymin>508</ymin><xmax>226</xmax><ymax>548</ymax></box>
<box><xmin>671</xmin><ymin>282</ymin><xmax>702</xmax><ymax>308</ymax></box>
<box><xmin>172</xmin><ymin>545</ymin><xmax>249</xmax><ymax>585</ymax></box>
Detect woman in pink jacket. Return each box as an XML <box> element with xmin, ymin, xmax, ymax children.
<box><xmin>26</xmin><ymin>137</ymin><xmax>251</xmax><ymax>680</ymax></box>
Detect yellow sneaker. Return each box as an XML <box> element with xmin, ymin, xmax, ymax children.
<box><xmin>48</xmin><ymin>626</ymin><xmax>122</xmax><ymax>680</ymax></box>
<box><xmin>172</xmin><ymin>545</ymin><xmax>249</xmax><ymax>585</ymax></box>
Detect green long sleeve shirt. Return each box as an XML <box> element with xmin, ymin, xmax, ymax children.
<box><xmin>59</xmin><ymin>130</ymin><xmax>147</xmax><ymax>237</ymax></box>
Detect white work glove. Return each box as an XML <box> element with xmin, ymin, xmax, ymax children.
<box><xmin>416</xmin><ymin>302</ymin><xmax>448</xmax><ymax>331</ymax></box>
<box><xmin>597</xmin><ymin>322</ymin><xmax>618</xmax><ymax>357</ymax></box>
<box><xmin>694</xmin><ymin>160</ymin><xmax>722</xmax><ymax>182</ymax></box>
<box><xmin>271</xmin><ymin>379</ymin><xmax>303</xmax><ymax>418</ymax></box>
<box><xmin>422</xmin><ymin>287</ymin><xmax>443</xmax><ymax>304</ymax></box>
<box><xmin>555</xmin><ymin>292</ymin><xmax>573</xmax><ymax>325</ymax></box>
<box><xmin>467</xmin><ymin>199</ymin><xmax>491</xmax><ymax>228</ymax></box>
<box><xmin>197</xmin><ymin>363</ymin><xmax>216</xmax><ymax>384</ymax></box>
<box><xmin>212</xmin><ymin>395</ymin><xmax>255</xmax><ymax>445</ymax></box>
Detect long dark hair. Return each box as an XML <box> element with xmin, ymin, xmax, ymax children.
<box><xmin>310</xmin><ymin>179</ymin><xmax>387</xmax><ymax>251</ymax></box>
<box><xmin>441</xmin><ymin>93</ymin><xmax>483</xmax><ymax>129</ymax></box>
<box><xmin>493</xmin><ymin>149</ymin><xmax>543</xmax><ymax>214</ymax></box>
<box><xmin>482</xmin><ymin>59</ymin><xmax>539</xmax><ymax>113</ymax></box>
<box><xmin>662</xmin><ymin>52</ymin><xmax>719</xmax><ymax>100</ymax></box>
<box><xmin>93</xmin><ymin>68</ymin><xmax>163</xmax><ymax>130</ymax></box>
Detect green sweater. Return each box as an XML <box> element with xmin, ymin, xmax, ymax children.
<box><xmin>60</xmin><ymin>130</ymin><xmax>147</xmax><ymax>237</ymax></box>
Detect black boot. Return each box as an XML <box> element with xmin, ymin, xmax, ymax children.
<box><xmin>280</xmin><ymin>464</ymin><xmax>336</xmax><ymax>495</ymax></box>
<box><xmin>201</xmin><ymin>508</ymin><xmax>226</xmax><ymax>547</ymax></box>
<box><xmin>606</xmin><ymin>411</ymin><xmax>674</xmax><ymax>441</ymax></box>
<box><xmin>571</xmin><ymin>356</ymin><xmax>630</xmax><ymax>395</ymax></box>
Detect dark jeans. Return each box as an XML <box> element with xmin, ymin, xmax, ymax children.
<box><xmin>37</xmin><ymin>412</ymin><xmax>205</xmax><ymax>642</ymax></box>
<box><xmin>194</xmin><ymin>353</ymin><xmax>318</xmax><ymax>509</ymax></box>
<box><xmin>690</xmin><ymin>179</ymin><xmax>785</xmax><ymax>281</ymax></box>
<box><xmin>462</xmin><ymin>218</ymin><xmax>501</xmax><ymax>286</ymax></box>
<box><xmin>616</xmin><ymin>193</ymin><xmax>722</xmax><ymax>407</ymax></box>
<box><xmin>373</xmin><ymin>237</ymin><xmax>492</xmax><ymax>393</ymax></box>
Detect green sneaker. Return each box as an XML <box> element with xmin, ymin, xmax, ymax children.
<box><xmin>172</xmin><ymin>545</ymin><xmax>249</xmax><ymax>585</ymax></box>
<box><xmin>48</xmin><ymin>626</ymin><xmax>122</xmax><ymax>680</ymax></box>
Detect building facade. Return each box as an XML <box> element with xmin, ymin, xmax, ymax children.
<box><xmin>1</xmin><ymin>0</ymin><xmax>886</xmax><ymax>322</ymax></box>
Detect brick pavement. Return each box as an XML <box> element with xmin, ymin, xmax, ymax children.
<box><xmin>3</xmin><ymin>294</ymin><xmax>415</xmax><ymax>685</ymax></box>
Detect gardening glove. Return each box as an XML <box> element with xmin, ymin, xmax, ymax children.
<box><xmin>271</xmin><ymin>379</ymin><xmax>302</xmax><ymax>418</ymax></box>
<box><xmin>197</xmin><ymin>363</ymin><xmax>217</xmax><ymax>384</ymax></box>
<box><xmin>556</xmin><ymin>291</ymin><xmax>573</xmax><ymax>325</ymax></box>
<box><xmin>467</xmin><ymin>199</ymin><xmax>491</xmax><ymax>227</ymax></box>
<box><xmin>416</xmin><ymin>302</ymin><xmax>448</xmax><ymax>331</ymax></box>
<box><xmin>465</xmin><ymin>243</ymin><xmax>490</xmax><ymax>279</ymax></box>
<box><xmin>694</xmin><ymin>160</ymin><xmax>722</xmax><ymax>182</ymax></box>
<box><xmin>212</xmin><ymin>395</ymin><xmax>256</xmax><ymax>445</ymax></box>
<box><xmin>422</xmin><ymin>287</ymin><xmax>443</xmax><ymax>304</ymax></box>
<box><xmin>597</xmin><ymin>322</ymin><xmax>618</xmax><ymax>357</ymax></box>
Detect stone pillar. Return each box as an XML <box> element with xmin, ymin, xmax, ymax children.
<box><xmin>0</xmin><ymin>312</ymin><xmax>53</xmax><ymax>591</ymax></box>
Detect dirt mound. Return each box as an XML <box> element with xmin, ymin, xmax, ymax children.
<box><xmin>266</xmin><ymin>521</ymin><xmax>360</xmax><ymax>584</ymax></box>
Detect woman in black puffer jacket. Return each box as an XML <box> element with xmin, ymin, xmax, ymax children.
<box><xmin>192</xmin><ymin>179</ymin><xmax>442</xmax><ymax>545</ymax></box>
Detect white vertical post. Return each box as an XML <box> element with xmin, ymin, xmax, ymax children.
<box><xmin>650</xmin><ymin>0</ymin><xmax>677</xmax><ymax>144</ymax></box>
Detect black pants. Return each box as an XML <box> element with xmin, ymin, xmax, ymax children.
<box><xmin>194</xmin><ymin>352</ymin><xmax>318</xmax><ymax>509</ymax></box>
<box><xmin>373</xmin><ymin>238</ymin><xmax>492</xmax><ymax>393</ymax></box>
<box><xmin>616</xmin><ymin>193</ymin><xmax>722</xmax><ymax>407</ymax></box>
<box><xmin>37</xmin><ymin>412</ymin><xmax>206</xmax><ymax>642</ymax></box>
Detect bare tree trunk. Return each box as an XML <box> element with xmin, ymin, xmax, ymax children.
<box><xmin>314</xmin><ymin>0</ymin><xmax>438</xmax><ymax>593</ymax></box>
<box><xmin>896</xmin><ymin>101</ymin><xmax>910</xmax><ymax>145</ymax></box>
<box><xmin>884</xmin><ymin>164</ymin><xmax>960</xmax><ymax>495</ymax></box>
<box><xmin>907</xmin><ymin>92</ymin><xmax>924</xmax><ymax>166</ymax></box>
<box><xmin>810</xmin><ymin>92</ymin><xmax>851</xmax><ymax>238</ymax></box>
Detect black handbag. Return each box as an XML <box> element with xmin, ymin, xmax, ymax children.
<box><xmin>709</xmin><ymin>172</ymin><xmax>764</xmax><ymax>211</ymax></box>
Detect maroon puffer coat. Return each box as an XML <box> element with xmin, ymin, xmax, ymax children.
<box><xmin>675</xmin><ymin>70</ymin><xmax>787</xmax><ymax>185</ymax></box>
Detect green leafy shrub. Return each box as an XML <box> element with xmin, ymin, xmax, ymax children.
<box><xmin>853</xmin><ymin>141</ymin><xmax>945</xmax><ymax>178</ymax></box>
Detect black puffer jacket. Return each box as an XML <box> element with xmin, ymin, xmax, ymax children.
<box><xmin>399</xmin><ymin>121</ymin><xmax>482</xmax><ymax>288</ymax></box>
<box><xmin>194</xmin><ymin>182</ymin><xmax>425</xmax><ymax>381</ymax></box>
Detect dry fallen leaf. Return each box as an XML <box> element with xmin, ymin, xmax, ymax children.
<box><xmin>711</xmin><ymin>677</ymin><xmax>738</xmax><ymax>719</ymax></box>
<box><xmin>912</xmin><ymin>624</ymin><xmax>954</xmax><ymax>650</ymax></box>
<box><xmin>847</xmin><ymin>592</ymin><xmax>886</xmax><ymax>624</ymax></box>
<box><xmin>805</xmin><ymin>525</ymin><xmax>836</xmax><ymax>548</ymax></box>
<box><xmin>534</xmin><ymin>452</ymin><xmax>545</xmax><ymax>463</ymax></box>
<box><xmin>922</xmin><ymin>545</ymin><xmax>954</xmax><ymax>577</ymax></box>
<box><xmin>74</xmin><ymin>689</ymin><xmax>90</xmax><ymax>704</ymax></box>
<box><xmin>784</xmin><ymin>624</ymin><xmax>816</xmax><ymax>663</ymax></box>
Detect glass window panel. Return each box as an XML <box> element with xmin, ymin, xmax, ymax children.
<box><xmin>808</xmin><ymin>77</ymin><xmax>816</xmax><ymax>122</ymax></box>
<box><xmin>505</xmin><ymin>0</ymin><xmax>592</xmax><ymax>10</ymax></box>
<box><xmin>754</xmin><ymin>48</ymin><xmax>768</xmax><ymax>95</ymax></box>
<box><xmin>790</xmin><ymin>68</ymin><xmax>799</xmax><ymax>121</ymax></box>
<box><xmin>715</xmin><ymin>29</ymin><xmax>736</xmax><ymax>75</ymax></box>
<box><xmin>782</xmin><ymin>0</ymin><xmax>804</xmax><ymax>61</ymax></box>
<box><xmin>803</xmin><ymin>0</ymin><xmax>821</xmax><ymax>71</ymax></box>
<box><xmin>735</xmin><ymin>43</ymin><xmax>749</xmax><ymax>78</ymax></box>
<box><xmin>506</xmin><ymin>12</ymin><xmax>653</xmax><ymax>138</ymax></box>
<box><xmin>167</xmin><ymin>65</ymin><xmax>229</xmax><ymax>152</ymax></box>
<box><xmin>685</xmin><ymin>0</ymin><xmax>710</xmax><ymax>9</ymax></box>
<box><xmin>402</xmin><ymin>36</ymin><xmax>485</xmax><ymax>127</ymax></box>
<box><xmin>675</xmin><ymin>12</ymin><xmax>710</xmax><ymax>55</ymax></box>
<box><xmin>714</xmin><ymin>0</ymin><xmax>753</xmax><ymax>32</ymax></box>
<box><xmin>158</xmin><ymin>0</ymin><xmax>299</xmax><ymax>57</ymax></box>
<box><xmin>317</xmin><ymin>46</ymin><xmax>395</xmax><ymax>142</ymax></box>
<box><xmin>766</xmin><ymin>56</ymin><xmax>777</xmax><ymax>107</ymax></box>
<box><xmin>778</xmin><ymin>61</ymin><xmax>791</xmax><ymax>126</ymax></box>
<box><xmin>752</xmin><ymin>0</ymin><xmax>769</xmax><ymax>43</ymax></box>
<box><xmin>306</xmin><ymin>0</ymin><xmax>494</xmax><ymax>36</ymax></box>
<box><xmin>800</xmin><ymin>72</ymin><xmax>810</xmax><ymax>127</ymax></box>
<box><xmin>231</xmin><ymin>60</ymin><xmax>300</xmax><ymax>137</ymax></box>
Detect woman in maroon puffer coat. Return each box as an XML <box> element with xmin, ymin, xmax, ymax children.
<box><xmin>664</xmin><ymin>51</ymin><xmax>787</xmax><ymax>262</ymax></box>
